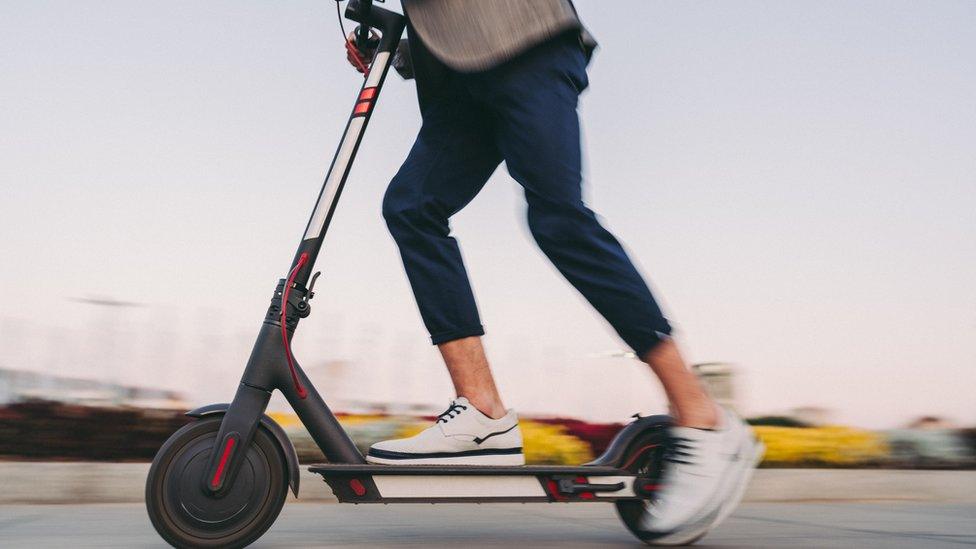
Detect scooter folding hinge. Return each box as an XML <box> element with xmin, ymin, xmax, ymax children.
<box><xmin>266</xmin><ymin>278</ymin><xmax>314</xmax><ymax>326</ymax></box>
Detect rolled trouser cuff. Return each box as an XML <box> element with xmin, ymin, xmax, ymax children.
<box><xmin>430</xmin><ymin>324</ymin><xmax>486</xmax><ymax>345</ymax></box>
<box><xmin>628</xmin><ymin>326</ymin><xmax>674</xmax><ymax>360</ymax></box>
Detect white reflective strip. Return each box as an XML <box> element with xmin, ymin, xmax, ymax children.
<box><xmin>302</xmin><ymin>52</ymin><xmax>391</xmax><ymax>241</ymax></box>
<box><xmin>373</xmin><ymin>475</ymin><xmax>547</xmax><ymax>499</ymax></box>
<box><xmin>303</xmin><ymin>116</ymin><xmax>366</xmax><ymax>239</ymax></box>
<box><xmin>365</xmin><ymin>52</ymin><xmax>390</xmax><ymax>87</ymax></box>
<box><xmin>592</xmin><ymin>476</ymin><xmax>636</xmax><ymax>498</ymax></box>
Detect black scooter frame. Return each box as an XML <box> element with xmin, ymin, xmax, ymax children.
<box><xmin>199</xmin><ymin>0</ymin><xmax>672</xmax><ymax>504</ymax></box>
<box><xmin>201</xmin><ymin>0</ymin><xmax>401</xmax><ymax>495</ymax></box>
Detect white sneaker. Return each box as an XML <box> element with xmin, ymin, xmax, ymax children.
<box><xmin>640</xmin><ymin>409</ymin><xmax>761</xmax><ymax>533</ymax></box>
<box><xmin>366</xmin><ymin>397</ymin><xmax>525</xmax><ymax>465</ymax></box>
<box><xmin>708</xmin><ymin>423</ymin><xmax>765</xmax><ymax>530</ymax></box>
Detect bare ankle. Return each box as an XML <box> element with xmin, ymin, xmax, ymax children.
<box><xmin>463</xmin><ymin>396</ymin><xmax>507</xmax><ymax>420</ymax></box>
<box><xmin>641</xmin><ymin>339</ymin><xmax>721</xmax><ymax>429</ymax></box>
<box><xmin>438</xmin><ymin>336</ymin><xmax>508</xmax><ymax>420</ymax></box>
<box><xmin>676</xmin><ymin>404</ymin><xmax>720</xmax><ymax>429</ymax></box>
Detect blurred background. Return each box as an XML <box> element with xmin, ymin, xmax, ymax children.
<box><xmin>2</xmin><ymin>0</ymin><xmax>975</xmax><ymax>472</ymax></box>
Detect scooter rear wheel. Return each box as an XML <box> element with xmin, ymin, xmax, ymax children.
<box><xmin>615</xmin><ymin>431</ymin><xmax>711</xmax><ymax>546</ymax></box>
<box><xmin>145</xmin><ymin>416</ymin><xmax>288</xmax><ymax>548</ymax></box>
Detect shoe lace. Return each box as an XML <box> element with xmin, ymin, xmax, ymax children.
<box><xmin>664</xmin><ymin>436</ymin><xmax>698</xmax><ymax>466</ymax></box>
<box><xmin>437</xmin><ymin>401</ymin><xmax>468</xmax><ymax>423</ymax></box>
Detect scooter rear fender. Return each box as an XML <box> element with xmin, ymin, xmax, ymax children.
<box><xmin>586</xmin><ymin>414</ymin><xmax>673</xmax><ymax>468</ymax></box>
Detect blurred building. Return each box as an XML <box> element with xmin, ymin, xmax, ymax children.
<box><xmin>906</xmin><ymin>415</ymin><xmax>958</xmax><ymax>430</ymax></box>
<box><xmin>887</xmin><ymin>418</ymin><xmax>972</xmax><ymax>465</ymax></box>
<box><xmin>692</xmin><ymin>362</ymin><xmax>738</xmax><ymax>412</ymax></box>
<box><xmin>0</xmin><ymin>367</ymin><xmax>187</xmax><ymax>409</ymax></box>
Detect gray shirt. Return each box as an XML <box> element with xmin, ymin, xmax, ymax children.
<box><xmin>396</xmin><ymin>0</ymin><xmax>596</xmax><ymax>76</ymax></box>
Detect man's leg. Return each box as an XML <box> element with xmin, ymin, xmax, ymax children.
<box><xmin>368</xmin><ymin>74</ymin><xmax>525</xmax><ymax>465</ymax></box>
<box><xmin>466</xmin><ymin>35</ymin><xmax>761</xmax><ymax>530</ymax></box>
<box><xmin>469</xmin><ymin>36</ymin><xmax>717</xmax><ymax>428</ymax></box>
<box><xmin>382</xmin><ymin>81</ymin><xmax>507</xmax><ymax>419</ymax></box>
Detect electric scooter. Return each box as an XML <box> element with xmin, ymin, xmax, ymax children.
<box><xmin>145</xmin><ymin>2</ymin><xmax>714</xmax><ymax>546</ymax></box>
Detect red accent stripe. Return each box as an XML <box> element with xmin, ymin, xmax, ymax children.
<box><xmin>358</xmin><ymin>87</ymin><xmax>377</xmax><ymax>101</ymax></box>
<box><xmin>211</xmin><ymin>437</ymin><xmax>236</xmax><ymax>488</ymax></box>
<box><xmin>353</xmin><ymin>101</ymin><xmax>371</xmax><ymax>116</ymax></box>
<box><xmin>621</xmin><ymin>444</ymin><xmax>659</xmax><ymax>471</ymax></box>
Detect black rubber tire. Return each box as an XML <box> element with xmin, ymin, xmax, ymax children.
<box><xmin>615</xmin><ymin>430</ymin><xmax>709</xmax><ymax>546</ymax></box>
<box><xmin>145</xmin><ymin>416</ymin><xmax>288</xmax><ymax>549</ymax></box>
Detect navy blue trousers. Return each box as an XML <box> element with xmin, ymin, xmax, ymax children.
<box><xmin>383</xmin><ymin>33</ymin><xmax>672</xmax><ymax>357</ymax></box>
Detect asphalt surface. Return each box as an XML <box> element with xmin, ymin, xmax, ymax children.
<box><xmin>1</xmin><ymin>502</ymin><xmax>974</xmax><ymax>548</ymax></box>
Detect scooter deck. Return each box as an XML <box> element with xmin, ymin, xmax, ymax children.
<box><xmin>308</xmin><ymin>463</ymin><xmax>628</xmax><ymax>476</ymax></box>
<box><xmin>309</xmin><ymin>463</ymin><xmax>645</xmax><ymax>504</ymax></box>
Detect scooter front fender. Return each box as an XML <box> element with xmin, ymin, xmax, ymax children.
<box><xmin>186</xmin><ymin>403</ymin><xmax>301</xmax><ymax>497</ymax></box>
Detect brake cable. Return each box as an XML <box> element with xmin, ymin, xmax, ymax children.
<box><xmin>281</xmin><ymin>253</ymin><xmax>310</xmax><ymax>399</ymax></box>
<box><xmin>335</xmin><ymin>0</ymin><xmax>371</xmax><ymax>76</ymax></box>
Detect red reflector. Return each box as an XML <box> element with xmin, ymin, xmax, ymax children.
<box><xmin>353</xmin><ymin>101</ymin><xmax>371</xmax><ymax>115</ymax></box>
<box><xmin>349</xmin><ymin>478</ymin><xmax>367</xmax><ymax>496</ymax></box>
<box><xmin>574</xmin><ymin>475</ymin><xmax>594</xmax><ymax>499</ymax></box>
<box><xmin>546</xmin><ymin>479</ymin><xmax>566</xmax><ymax>501</ymax></box>
<box><xmin>358</xmin><ymin>87</ymin><xmax>377</xmax><ymax>101</ymax></box>
<box><xmin>211</xmin><ymin>437</ymin><xmax>236</xmax><ymax>488</ymax></box>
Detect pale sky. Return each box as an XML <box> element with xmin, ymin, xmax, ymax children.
<box><xmin>2</xmin><ymin>1</ymin><xmax>974</xmax><ymax>428</ymax></box>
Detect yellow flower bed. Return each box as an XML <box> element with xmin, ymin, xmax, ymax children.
<box><xmin>522</xmin><ymin>421</ymin><xmax>594</xmax><ymax>465</ymax></box>
<box><xmin>267</xmin><ymin>412</ymin><xmax>302</xmax><ymax>429</ymax></box>
<box><xmin>337</xmin><ymin>414</ymin><xmax>394</xmax><ymax>426</ymax></box>
<box><xmin>753</xmin><ymin>426</ymin><xmax>889</xmax><ymax>466</ymax></box>
<box><xmin>268</xmin><ymin>412</ymin><xmax>392</xmax><ymax>429</ymax></box>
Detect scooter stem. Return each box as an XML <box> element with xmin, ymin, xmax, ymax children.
<box><xmin>292</xmin><ymin>0</ymin><xmax>405</xmax><ymax>286</ymax></box>
<box><xmin>202</xmin><ymin>1</ymin><xmax>406</xmax><ymax>495</ymax></box>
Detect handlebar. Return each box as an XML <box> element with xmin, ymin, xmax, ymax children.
<box><xmin>345</xmin><ymin>0</ymin><xmax>403</xmax><ymax>55</ymax></box>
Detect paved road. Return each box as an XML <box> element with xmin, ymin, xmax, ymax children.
<box><xmin>1</xmin><ymin>502</ymin><xmax>974</xmax><ymax>548</ymax></box>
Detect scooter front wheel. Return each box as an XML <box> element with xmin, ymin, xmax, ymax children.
<box><xmin>145</xmin><ymin>416</ymin><xmax>288</xmax><ymax>548</ymax></box>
